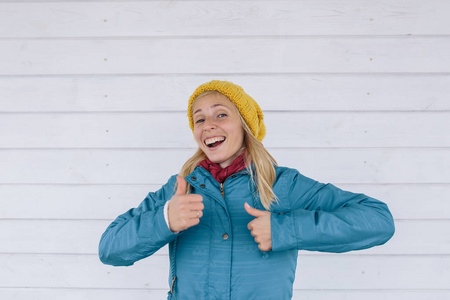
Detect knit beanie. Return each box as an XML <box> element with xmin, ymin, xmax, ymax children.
<box><xmin>187</xmin><ymin>80</ymin><xmax>266</xmax><ymax>142</ymax></box>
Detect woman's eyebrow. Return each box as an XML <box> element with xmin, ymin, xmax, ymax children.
<box><xmin>193</xmin><ymin>104</ymin><xmax>228</xmax><ymax>115</ymax></box>
<box><xmin>211</xmin><ymin>104</ymin><xmax>226</xmax><ymax>109</ymax></box>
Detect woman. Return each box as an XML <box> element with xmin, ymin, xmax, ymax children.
<box><xmin>99</xmin><ymin>80</ymin><xmax>395</xmax><ymax>299</ymax></box>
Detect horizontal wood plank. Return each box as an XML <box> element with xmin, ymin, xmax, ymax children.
<box><xmin>0</xmin><ymin>220</ymin><xmax>446</xmax><ymax>255</ymax></box>
<box><xmin>1</xmin><ymin>112</ymin><xmax>448</xmax><ymax>148</ymax></box>
<box><xmin>0</xmin><ymin>288</ymin><xmax>168</xmax><ymax>300</ymax></box>
<box><xmin>1</xmin><ymin>38</ymin><xmax>449</xmax><ymax>75</ymax></box>
<box><xmin>1</xmin><ymin>75</ymin><xmax>449</xmax><ymax>112</ymax></box>
<box><xmin>0</xmin><ymin>184</ymin><xmax>447</xmax><ymax>220</ymax></box>
<box><xmin>0</xmin><ymin>254</ymin><xmax>448</xmax><ymax>289</ymax></box>
<box><xmin>0</xmin><ymin>149</ymin><xmax>448</xmax><ymax>184</ymax></box>
<box><xmin>0</xmin><ymin>288</ymin><xmax>448</xmax><ymax>300</ymax></box>
<box><xmin>1</xmin><ymin>1</ymin><xmax>449</xmax><ymax>37</ymax></box>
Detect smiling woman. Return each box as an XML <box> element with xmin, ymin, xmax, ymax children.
<box><xmin>98</xmin><ymin>80</ymin><xmax>395</xmax><ymax>300</ymax></box>
<box><xmin>192</xmin><ymin>92</ymin><xmax>245</xmax><ymax>168</ymax></box>
<box><xmin>181</xmin><ymin>83</ymin><xmax>278</xmax><ymax>210</ymax></box>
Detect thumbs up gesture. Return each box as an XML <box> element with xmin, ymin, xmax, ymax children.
<box><xmin>168</xmin><ymin>176</ymin><xmax>204</xmax><ymax>232</ymax></box>
<box><xmin>245</xmin><ymin>202</ymin><xmax>272</xmax><ymax>251</ymax></box>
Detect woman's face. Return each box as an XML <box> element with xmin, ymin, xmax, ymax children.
<box><xmin>192</xmin><ymin>92</ymin><xmax>245</xmax><ymax>168</ymax></box>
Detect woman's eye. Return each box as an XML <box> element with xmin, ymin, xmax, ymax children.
<box><xmin>195</xmin><ymin>118</ymin><xmax>204</xmax><ymax>124</ymax></box>
<box><xmin>218</xmin><ymin>113</ymin><xmax>227</xmax><ymax>118</ymax></box>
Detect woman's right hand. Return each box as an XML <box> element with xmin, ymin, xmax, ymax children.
<box><xmin>168</xmin><ymin>176</ymin><xmax>204</xmax><ymax>232</ymax></box>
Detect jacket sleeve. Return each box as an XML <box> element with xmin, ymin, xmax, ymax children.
<box><xmin>271</xmin><ymin>169</ymin><xmax>395</xmax><ymax>253</ymax></box>
<box><xmin>98</xmin><ymin>175</ymin><xmax>179</xmax><ymax>266</ymax></box>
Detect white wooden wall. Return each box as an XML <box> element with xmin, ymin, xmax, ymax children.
<box><xmin>1</xmin><ymin>1</ymin><xmax>449</xmax><ymax>299</ymax></box>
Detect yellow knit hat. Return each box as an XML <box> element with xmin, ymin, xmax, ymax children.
<box><xmin>187</xmin><ymin>80</ymin><xmax>266</xmax><ymax>142</ymax></box>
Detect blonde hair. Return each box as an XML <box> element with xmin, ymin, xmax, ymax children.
<box><xmin>179</xmin><ymin>91</ymin><xmax>278</xmax><ymax>210</ymax></box>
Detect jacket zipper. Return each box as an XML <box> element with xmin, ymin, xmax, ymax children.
<box><xmin>220</xmin><ymin>182</ymin><xmax>224</xmax><ymax>198</ymax></box>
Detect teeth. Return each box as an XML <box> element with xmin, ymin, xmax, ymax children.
<box><xmin>205</xmin><ymin>136</ymin><xmax>225</xmax><ymax>145</ymax></box>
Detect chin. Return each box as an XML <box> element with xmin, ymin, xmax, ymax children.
<box><xmin>204</xmin><ymin>153</ymin><xmax>227</xmax><ymax>164</ymax></box>
<box><xmin>205</xmin><ymin>155</ymin><xmax>224</xmax><ymax>164</ymax></box>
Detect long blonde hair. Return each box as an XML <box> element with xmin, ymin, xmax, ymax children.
<box><xmin>179</xmin><ymin>91</ymin><xmax>278</xmax><ymax>210</ymax></box>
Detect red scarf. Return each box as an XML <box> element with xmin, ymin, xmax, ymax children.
<box><xmin>198</xmin><ymin>152</ymin><xmax>247</xmax><ymax>183</ymax></box>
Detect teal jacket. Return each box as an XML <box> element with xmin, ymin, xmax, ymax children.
<box><xmin>99</xmin><ymin>166</ymin><xmax>395</xmax><ymax>299</ymax></box>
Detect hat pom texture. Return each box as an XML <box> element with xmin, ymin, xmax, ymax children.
<box><xmin>188</xmin><ymin>80</ymin><xmax>266</xmax><ymax>142</ymax></box>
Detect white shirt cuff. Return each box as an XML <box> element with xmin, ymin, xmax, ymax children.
<box><xmin>164</xmin><ymin>200</ymin><xmax>179</xmax><ymax>234</ymax></box>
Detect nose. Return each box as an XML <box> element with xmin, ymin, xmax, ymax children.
<box><xmin>203</xmin><ymin>117</ymin><xmax>216</xmax><ymax>131</ymax></box>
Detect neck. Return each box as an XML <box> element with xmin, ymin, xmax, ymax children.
<box><xmin>219</xmin><ymin>147</ymin><xmax>245</xmax><ymax>168</ymax></box>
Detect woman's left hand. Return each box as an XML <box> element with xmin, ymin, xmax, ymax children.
<box><xmin>245</xmin><ymin>202</ymin><xmax>272</xmax><ymax>251</ymax></box>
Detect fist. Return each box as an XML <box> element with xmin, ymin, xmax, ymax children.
<box><xmin>245</xmin><ymin>202</ymin><xmax>272</xmax><ymax>251</ymax></box>
<box><xmin>168</xmin><ymin>176</ymin><xmax>204</xmax><ymax>232</ymax></box>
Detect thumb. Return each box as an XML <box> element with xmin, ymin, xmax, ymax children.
<box><xmin>244</xmin><ymin>202</ymin><xmax>267</xmax><ymax>218</ymax></box>
<box><xmin>175</xmin><ymin>176</ymin><xmax>187</xmax><ymax>195</ymax></box>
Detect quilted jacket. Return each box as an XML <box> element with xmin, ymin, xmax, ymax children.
<box><xmin>99</xmin><ymin>166</ymin><xmax>395</xmax><ymax>299</ymax></box>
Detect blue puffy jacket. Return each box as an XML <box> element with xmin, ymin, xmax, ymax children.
<box><xmin>99</xmin><ymin>166</ymin><xmax>395</xmax><ymax>299</ymax></box>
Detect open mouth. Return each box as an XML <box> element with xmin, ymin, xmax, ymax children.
<box><xmin>204</xmin><ymin>136</ymin><xmax>226</xmax><ymax>149</ymax></box>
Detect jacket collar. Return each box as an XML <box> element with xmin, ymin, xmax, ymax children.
<box><xmin>185</xmin><ymin>166</ymin><xmax>251</xmax><ymax>211</ymax></box>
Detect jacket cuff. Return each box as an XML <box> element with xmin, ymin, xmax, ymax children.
<box><xmin>139</xmin><ymin>205</ymin><xmax>179</xmax><ymax>243</ymax></box>
<box><xmin>270</xmin><ymin>212</ymin><xmax>298</xmax><ymax>252</ymax></box>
